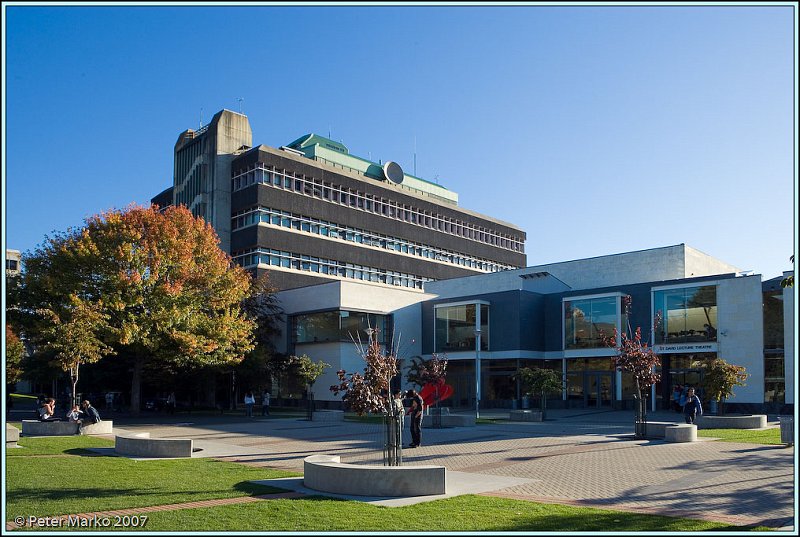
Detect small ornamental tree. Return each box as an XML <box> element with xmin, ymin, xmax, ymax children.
<box><xmin>330</xmin><ymin>333</ymin><xmax>398</xmax><ymax>416</ymax></box>
<box><xmin>40</xmin><ymin>295</ymin><xmax>115</xmax><ymax>406</ymax></box>
<box><xmin>701</xmin><ymin>358</ymin><xmax>748</xmax><ymax>415</ymax></box>
<box><xmin>330</xmin><ymin>329</ymin><xmax>403</xmax><ymax>465</ymax></box>
<box><xmin>602</xmin><ymin>295</ymin><xmax>661</xmax><ymax>439</ymax></box>
<box><xmin>516</xmin><ymin>367</ymin><xmax>561</xmax><ymax>420</ymax></box>
<box><xmin>290</xmin><ymin>354</ymin><xmax>330</xmax><ymax>418</ymax></box>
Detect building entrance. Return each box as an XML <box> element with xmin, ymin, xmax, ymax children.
<box><xmin>660</xmin><ymin>353</ymin><xmax>716</xmax><ymax>410</ymax></box>
<box><xmin>586</xmin><ymin>372</ymin><xmax>613</xmax><ymax>407</ymax></box>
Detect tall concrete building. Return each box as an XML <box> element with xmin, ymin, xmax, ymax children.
<box><xmin>154</xmin><ymin>110</ymin><xmax>252</xmax><ymax>253</ymax></box>
<box><xmin>154</xmin><ymin>110</ymin><xmax>526</xmax><ymax>291</ymax></box>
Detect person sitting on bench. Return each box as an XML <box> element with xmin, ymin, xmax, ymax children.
<box><xmin>80</xmin><ymin>400</ymin><xmax>102</xmax><ymax>424</ymax></box>
<box><xmin>38</xmin><ymin>398</ymin><xmax>64</xmax><ymax>421</ymax></box>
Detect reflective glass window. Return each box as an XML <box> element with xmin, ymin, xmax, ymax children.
<box><xmin>434</xmin><ymin>303</ymin><xmax>489</xmax><ymax>353</ymax></box>
<box><xmin>653</xmin><ymin>286</ymin><xmax>717</xmax><ymax>344</ymax></box>
<box><xmin>564</xmin><ymin>296</ymin><xmax>618</xmax><ymax>349</ymax></box>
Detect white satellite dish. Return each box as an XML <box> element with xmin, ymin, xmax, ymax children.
<box><xmin>383</xmin><ymin>161</ymin><xmax>404</xmax><ymax>184</ymax></box>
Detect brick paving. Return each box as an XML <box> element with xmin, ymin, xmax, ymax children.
<box><xmin>8</xmin><ymin>409</ymin><xmax>796</xmax><ymax>530</ymax></box>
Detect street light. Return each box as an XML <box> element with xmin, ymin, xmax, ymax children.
<box><xmin>474</xmin><ymin>328</ymin><xmax>482</xmax><ymax>419</ymax></box>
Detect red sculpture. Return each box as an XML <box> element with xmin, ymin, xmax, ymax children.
<box><xmin>419</xmin><ymin>378</ymin><xmax>453</xmax><ymax>407</ymax></box>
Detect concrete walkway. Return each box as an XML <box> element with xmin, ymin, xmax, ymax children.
<box><xmin>76</xmin><ymin>407</ymin><xmax>796</xmax><ymax>530</ymax></box>
<box><xmin>11</xmin><ymin>408</ymin><xmax>794</xmax><ymax>530</ymax></box>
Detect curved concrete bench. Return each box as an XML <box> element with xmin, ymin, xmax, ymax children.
<box><xmin>696</xmin><ymin>415</ymin><xmax>768</xmax><ymax>429</ymax></box>
<box><xmin>303</xmin><ymin>454</ymin><xmax>446</xmax><ymax>497</ymax></box>
<box><xmin>640</xmin><ymin>421</ymin><xmax>683</xmax><ymax>439</ymax></box>
<box><xmin>509</xmin><ymin>410</ymin><xmax>543</xmax><ymax>422</ymax></box>
<box><xmin>80</xmin><ymin>421</ymin><xmax>114</xmax><ymax>435</ymax></box>
<box><xmin>6</xmin><ymin>424</ymin><xmax>20</xmax><ymax>447</ymax></box>
<box><xmin>21</xmin><ymin>419</ymin><xmax>113</xmax><ymax>437</ymax></box>
<box><xmin>312</xmin><ymin>410</ymin><xmax>345</xmax><ymax>422</ymax></box>
<box><xmin>22</xmin><ymin>420</ymin><xmax>80</xmax><ymax>436</ymax></box>
<box><xmin>422</xmin><ymin>415</ymin><xmax>475</xmax><ymax>428</ymax></box>
<box><xmin>115</xmin><ymin>432</ymin><xmax>193</xmax><ymax>458</ymax></box>
<box><xmin>665</xmin><ymin>424</ymin><xmax>697</xmax><ymax>443</ymax></box>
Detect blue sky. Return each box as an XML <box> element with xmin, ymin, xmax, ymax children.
<box><xmin>3</xmin><ymin>4</ymin><xmax>797</xmax><ymax>280</ymax></box>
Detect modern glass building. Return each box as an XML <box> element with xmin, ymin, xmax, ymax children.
<box><xmin>274</xmin><ymin>244</ymin><xmax>794</xmax><ymax>414</ymax></box>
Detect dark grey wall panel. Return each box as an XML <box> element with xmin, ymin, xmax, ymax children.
<box><xmin>231</xmin><ymin>184</ymin><xmax>525</xmax><ymax>267</ymax></box>
<box><xmin>255</xmin><ymin>268</ymin><xmax>331</xmax><ymax>291</ymax></box>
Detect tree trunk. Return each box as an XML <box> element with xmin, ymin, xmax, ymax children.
<box><xmin>130</xmin><ymin>356</ymin><xmax>144</xmax><ymax>416</ymax></box>
<box><xmin>633</xmin><ymin>379</ymin><xmax>647</xmax><ymax>439</ymax></box>
<box><xmin>71</xmin><ymin>365</ymin><xmax>79</xmax><ymax>407</ymax></box>
<box><xmin>541</xmin><ymin>391</ymin><xmax>547</xmax><ymax>420</ymax></box>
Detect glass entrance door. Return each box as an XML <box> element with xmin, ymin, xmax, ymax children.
<box><xmin>586</xmin><ymin>373</ymin><xmax>613</xmax><ymax>407</ymax></box>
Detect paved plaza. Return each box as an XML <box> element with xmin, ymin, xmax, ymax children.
<box><xmin>101</xmin><ymin>408</ymin><xmax>795</xmax><ymax>530</ymax></box>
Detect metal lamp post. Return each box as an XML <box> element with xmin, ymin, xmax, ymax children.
<box><xmin>474</xmin><ymin>328</ymin><xmax>482</xmax><ymax>419</ymax></box>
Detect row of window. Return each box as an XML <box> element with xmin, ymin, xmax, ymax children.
<box><xmin>231</xmin><ymin>163</ymin><xmax>525</xmax><ymax>253</ymax></box>
<box><xmin>232</xmin><ymin>248</ymin><xmax>433</xmax><ymax>289</ymax></box>
<box><xmin>292</xmin><ymin>310</ymin><xmax>391</xmax><ymax>345</ymax></box>
<box><xmin>231</xmin><ymin>206</ymin><xmax>517</xmax><ymax>273</ymax></box>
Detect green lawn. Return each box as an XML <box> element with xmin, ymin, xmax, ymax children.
<box><xmin>122</xmin><ymin>494</ymin><xmax>743</xmax><ymax>532</ymax></box>
<box><xmin>698</xmin><ymin>427</ymin><xmax>783</xmax><ymax>445</ymax></box>
<box><xmin>7</xmin><ymin>439</ymin><xmax>297</xmax><ymax>521</ymax></box>
<box><xmin>5</xmin><ymin>435</ymin><xmax>764</xmax><ymax>532</ymax></box>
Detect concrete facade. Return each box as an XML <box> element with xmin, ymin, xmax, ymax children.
<box><xmin>274</xmin><ymin>280</ymin><xmax>435</xmax><ymax>402</ymax></box>
<box><xmin>172</xmin><ymin>109</ymin><xmax>252</xmax><ymax>254</ymax></box>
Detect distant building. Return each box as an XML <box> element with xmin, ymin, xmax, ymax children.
<box><xmin>153</xmin><ymin>110</ymin><xmax>527</xmax><ymax>291</ymax></box>
<box><xmin>6</xmin><ymin>249</ymin><xmax>21</xmax><ymax>275</ymax></box>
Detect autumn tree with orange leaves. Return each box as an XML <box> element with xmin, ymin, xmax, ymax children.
<box><xmin>14</xmin><ymin>204</ymin><xmax>255</xmax><ymax>414</ymax></box>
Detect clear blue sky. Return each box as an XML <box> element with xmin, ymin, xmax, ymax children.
<box><xmin>3</xmin><ymin>4</ymin><xmax>797</xmax><ymax>280</ymax></box>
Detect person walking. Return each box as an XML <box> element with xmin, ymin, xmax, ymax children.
<box><xmin>166</xmin><ymin>392</ymin><xmax>176</xmax><ymax>415</ymax></box>
<box><xmin>261</xmin><ymin>389</ymin><xmax>270</xmax><ymax>416</ymax></box>
<box><xmin>405</xmin><ymin>389</ymin><xmax>424</xmax><ymax>448</ymax></box>
<box><xmin>672</xmin><ymin>384</ymin><xmax>682</xmax><ymax>413</ymax></box>
<box><xmin>244</xmin><ymin>391</ymin><xmax>255</xmax><ymax>418</ymax></box>
<box><xmin>683</xmin><ymin>387</ymin><xmax>703</xmax><ymax>424</ymax></box>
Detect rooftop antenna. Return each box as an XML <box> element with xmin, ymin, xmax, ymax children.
<box><xmin>199</xmin><ymin>107</ymin><xmax>203</xmax><ymax>129</ymax></box>
<box><xmin>434</xmin><ymin>174</ymin><xmax>439</xmax><ymax>184</ymax></box>
<box><xmin>413</xmin><ymin>135</ymin><xmax>417</xmax><ymax>176</ymax></box>
<box><xmin>237</xmin><ymin>97</ymin><xmax>244</xmax><ymax>114</ymax></box>
<box><xmin>328</xmin><ymin>126</ymin><xmax>332</xmax><ymax>138</ymax></box>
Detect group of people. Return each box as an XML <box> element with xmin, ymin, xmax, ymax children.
<box><xmin>37</xmin><ymin>397</ymin><xmax>102</xmax><ymax>425</ymax></box>
<box><xmin>672</xmin><ymin>384</ymin><xmax>703</xmax><ymax>424</ymax></box>
<box><xmin>243</xmin><ymin>390</ymin><xmax>270</xmax><ymax>418</ymax></box>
